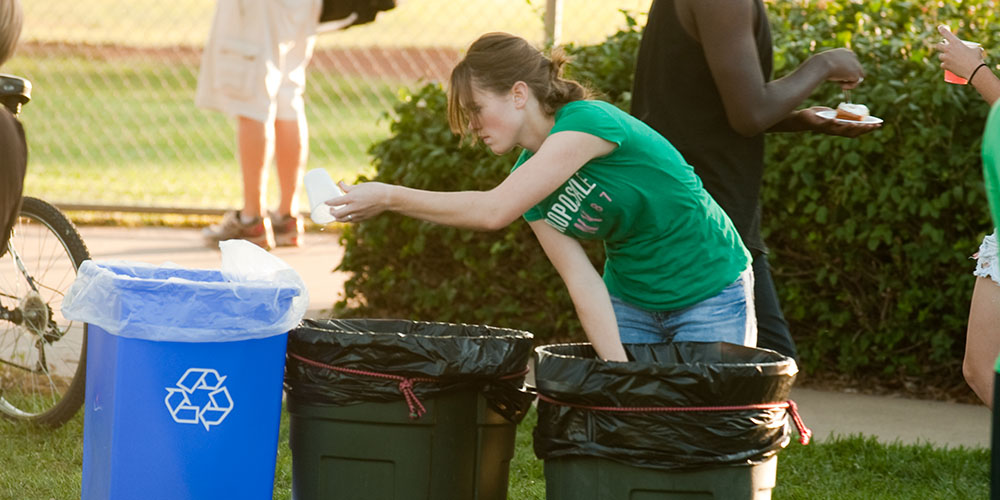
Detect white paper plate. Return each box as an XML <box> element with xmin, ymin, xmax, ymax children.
<box><xmin>817</xmin><ymin>109</ymin><xmax>884</xmax><ymax>125</ymax></box>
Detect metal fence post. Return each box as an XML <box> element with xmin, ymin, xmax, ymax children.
<box><xmin>545</xmin><ymin>0</ymin><xmax>563</xmax><ymax>45</ymax></box>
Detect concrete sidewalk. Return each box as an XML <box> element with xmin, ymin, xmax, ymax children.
<box><xmin>76</xmin><ymin>225</ymin><xmax>993</xmax><ymax>450</ymax></box>
<box><xmin>791</xmin><ymin>386</ymin><xmax>989</xmax><ymax>449</ymax></box>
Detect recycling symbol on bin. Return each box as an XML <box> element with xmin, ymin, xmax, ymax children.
<box><xmin>164</xmin><ymin>368</ymin><xmax>235</xmax><ymax>430</ymax></box>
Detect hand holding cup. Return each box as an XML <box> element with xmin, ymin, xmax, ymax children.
<box><xmin>937</xmin><ymin>25</ymin><xmax>986</xmax><ymax>85</ymax></box>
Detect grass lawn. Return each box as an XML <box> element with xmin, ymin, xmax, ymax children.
<box><xmin>0</xmin><ymin>405</ymin><xmax>988</xmax><ymax>500</ymax></box>
<box><xmin>22</xmin><ymin>1</ymin><xmax>652</xmax><ymax>48</ymax></box>
<box><xmin>6</xmin><ymin>53</ymin><xmax>393</xmax><ymax>211</ymax></box>
<box><xmin>8</xmin><ymin>0</ymin><xmax>656</xmax><ymax>210</ymax></box>
<box><xmin>8</xmin><ymin>1</ymin><xmax>653</xmax><ymax>212</ymax></box>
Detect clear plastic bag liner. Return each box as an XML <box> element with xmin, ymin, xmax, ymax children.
<box><xmin>62</xmin><ymin>239</ymin><xmax>308</xmax><ymax>342</ymax></box>
<box><xmin>533</xmin><ymin>342</ymin><xmax>798</xmax><ymax>470</ymax></box>
<box><xmin>285</xmin><ymin>318</ymin><xmax>535</xmax><ymax>423</ymax></box>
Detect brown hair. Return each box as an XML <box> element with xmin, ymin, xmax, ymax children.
<box><xmin>448</xmin><ymin>32</ymin><xmax>589</xmax><ymax>139</ymax></box>
<box><xmin>0</xmin><ymin>0</ymin><xmax>22</xmax><ymax>66</ymax></box>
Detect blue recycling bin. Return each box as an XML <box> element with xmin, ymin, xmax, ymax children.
<box><xmin>63</xmin><ymin>259</ymin><xmax>306</xmax><ymax>500</ymax></box>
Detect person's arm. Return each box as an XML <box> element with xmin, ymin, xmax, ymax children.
<box><xmin>528</xmin><ymin>219</ymin><xmax>628</xmax><ymax>362</ymax></box>
<box><xmin>687</xmin><ymin>0</ymin><xmax>866</xmax><ymax>136</ymax></box>
<box><xmin>937</xmin><ymin>25</ymin><xmax>1000</xmax><ymax>105</ymax></box>
<box><xmin>329</xmin><ymin>130</ymin><xmax>616</xmax><ymax>229</ymax></box>
<box><xmin>969</xmin><ymin>67</ymin><xmax>1000</xmax><ymax>105</ymax></box>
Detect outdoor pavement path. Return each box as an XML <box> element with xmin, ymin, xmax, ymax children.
<box><xmin>791</xmin><ymin>387</ymin><xmax>989</xmax><ymax>449</ymax></box>
<box><xmin>76</xmin><ymin>225</ymin><xmax>993</xmax><ymax>450</ymax></box>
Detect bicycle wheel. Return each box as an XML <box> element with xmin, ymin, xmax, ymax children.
<box><xmin>0</xmin><ymin>197</ymin><xmax>90</xmax><ymax>427</ymax></box>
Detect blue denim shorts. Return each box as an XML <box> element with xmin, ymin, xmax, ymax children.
<box><xmin>612</xmin><ymin>268</ymin><xmax>756</xmax><ymax>347</ymax></box>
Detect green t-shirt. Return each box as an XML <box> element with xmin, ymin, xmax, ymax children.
<box><xmin>512</xmin><ymin>100</ymin><xmax>750</xmax><ymax>310</ymax></box>
<box><xmin>984</xmin><ymin>101</ymin><xmax>1000</xmax><ymax>237</ymax></box>
<box><xmin>982</xmin><ymin>103</ymin><xmax>1000</xmax><ymax>375</ymax></box>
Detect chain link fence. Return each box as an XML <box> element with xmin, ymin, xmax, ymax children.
<box><xmin>7</xmin><ymin>0</ymin><xmax>650</xmax><ymax>213</ymax></box>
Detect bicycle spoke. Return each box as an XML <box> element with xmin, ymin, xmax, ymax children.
<box><xmin>0</xmin><ymin>198</ymin><xmax>89</xmax><ymax>426</ymax></box>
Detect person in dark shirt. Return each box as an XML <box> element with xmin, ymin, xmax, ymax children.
<box><xmin>1</xmin><ymin>0</ymin><xmax>24</xmax><ymax>253</ymax></box>
<box><xmin>631</xmin><ymin>0</ymin><xmax>879</xmax><ymax>360</ymax></box>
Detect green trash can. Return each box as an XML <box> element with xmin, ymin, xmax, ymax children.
<box><xmin>284</xmin><ymin>319</ymin><xmax>534</xmax><ymax>500</ymax></box>
<box><xmin>533</xmin><ymin>342</ymin><xmax>803</xmax><ymax>500</ymax></box>
<box><xmin>544</xmin><ymin>455</ymin><xmax>777</xmax><ymax>500</ymax></box>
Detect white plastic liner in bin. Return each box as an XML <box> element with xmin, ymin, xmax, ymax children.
<box><xmin>62</xmin><ymin>240</ymin><xmax>308</xmax><ymax>342</ymax></box>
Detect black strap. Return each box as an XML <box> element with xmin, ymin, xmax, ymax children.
<box><xmin>970</xmin><ymin>62</ymin><xmax>991</xmax><ymax>84</ymax></box>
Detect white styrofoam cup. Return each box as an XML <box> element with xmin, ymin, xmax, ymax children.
<box><xmin>304</xmin><ymin>168</ymin><xmax>343</xmax><ymax>225</ymax></box>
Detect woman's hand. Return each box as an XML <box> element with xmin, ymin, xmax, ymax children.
<box><xmin>799</xmin><ymin>106</ymin><xmax>881</xmax><ymax>138</ymax></box>
<box><xmin>326</xmin><ymin>181</ymin><xmax>393</xmax><ymax>223</ymax></box>
<box><xmin>936</xmin><ymin>25</ymin><xmax>985</xmax><ymax>80</ymax></box>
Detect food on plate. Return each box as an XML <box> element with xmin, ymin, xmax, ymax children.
<box><xmin>834</xmin><ymin>102</ymin><xmax>870</xmax><ymax>121</ymax></box>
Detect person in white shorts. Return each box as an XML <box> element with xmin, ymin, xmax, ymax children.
<box><xmin>938</xmin><ymin>27</ymin><xmax>1000</xmax><ymax>407</ymax></box>
<box><xmin>965</xmin><ymin>230</ymin><xmax>1000</xmax><ymax>407</ymax></box>
<box><xmin>196</xmin><ymin>0</ymin><xmax>321</xmax><ymax>249</ymax></box>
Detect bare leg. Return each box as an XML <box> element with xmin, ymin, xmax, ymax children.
<box><xmin>237</xmin><ymin>116</ymin><xmax>271</xmax><ymax>219</ymax></box>
<box><xmin>963</xmin><ymin>276</ymin><xmax>1000</xmax><ymax>408</ymax></box>
<box><xmin>274</xmin><ymin>114</ymin><xmax>308</xmax><ymax>218</ymax></box>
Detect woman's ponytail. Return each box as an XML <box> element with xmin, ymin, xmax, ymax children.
<box><xmin>542</xmin><ymin>48</ymin><xmax>587</xmax><ymax>114</ymax></box>
<box><xmin>448</xmin><ymin>32</ymin><xmax>590</xmax><ymax>136</ymax></box>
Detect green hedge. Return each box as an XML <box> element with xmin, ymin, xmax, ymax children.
<box><xmin>335</xmin><ymin>1</ymin><xmax>996</xmax><ymax>379</ymax></box>
<box><xmin>764</xmin><ymin>0</ymin><xmax>995</xmax><ymax>376</ymax></box>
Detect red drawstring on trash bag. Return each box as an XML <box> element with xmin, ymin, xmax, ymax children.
<box><xmin>536</xmin><ymin>393</ymin><xmax>812</xmax><ymax>445</ymax></box>
<box><xmin>289</xmin><ymin>353</ymin><xmax>529</xmax><ymax>420</ymax></box>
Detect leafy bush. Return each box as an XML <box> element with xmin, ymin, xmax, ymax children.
<box><xmin>336</xmin><ymin>1</ymin><xmax>995</xmax><ymax>381</ymax></box>
<box><xmin>560</xmin><ymin>11</ymin><xmax>644</xmax><ymax>109</ymax></box>
<box><xmin>763</xmin><ymin>0</ymin><xmax>996</xmax><ymax>376</ymax></box>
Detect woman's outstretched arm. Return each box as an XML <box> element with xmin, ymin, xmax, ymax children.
<box><xmin>326</xmin><ymin>130</ymin><xmax>616</xmax><ymax>230</ymax></box>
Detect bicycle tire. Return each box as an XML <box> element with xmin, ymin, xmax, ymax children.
<box><xmin>0</xmin><ymin>197</ymin><xmax>90</xmax><ymax>427</ymax></box>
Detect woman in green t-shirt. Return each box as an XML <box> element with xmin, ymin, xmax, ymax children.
<box><xmin>323</xmin><ymin>33</ymin><xmax>753</xmax><ymax>362</ymax></box>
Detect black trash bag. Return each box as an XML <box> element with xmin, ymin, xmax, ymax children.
<box><xmin>285</xmin><ymin>318</ymin><xmax>535</xmax><ymax>423</ymax></box>
<box><xmin>533</xmin><ymin>342</ymin><xmax>798</xmax><ymax>470</ymax></box>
